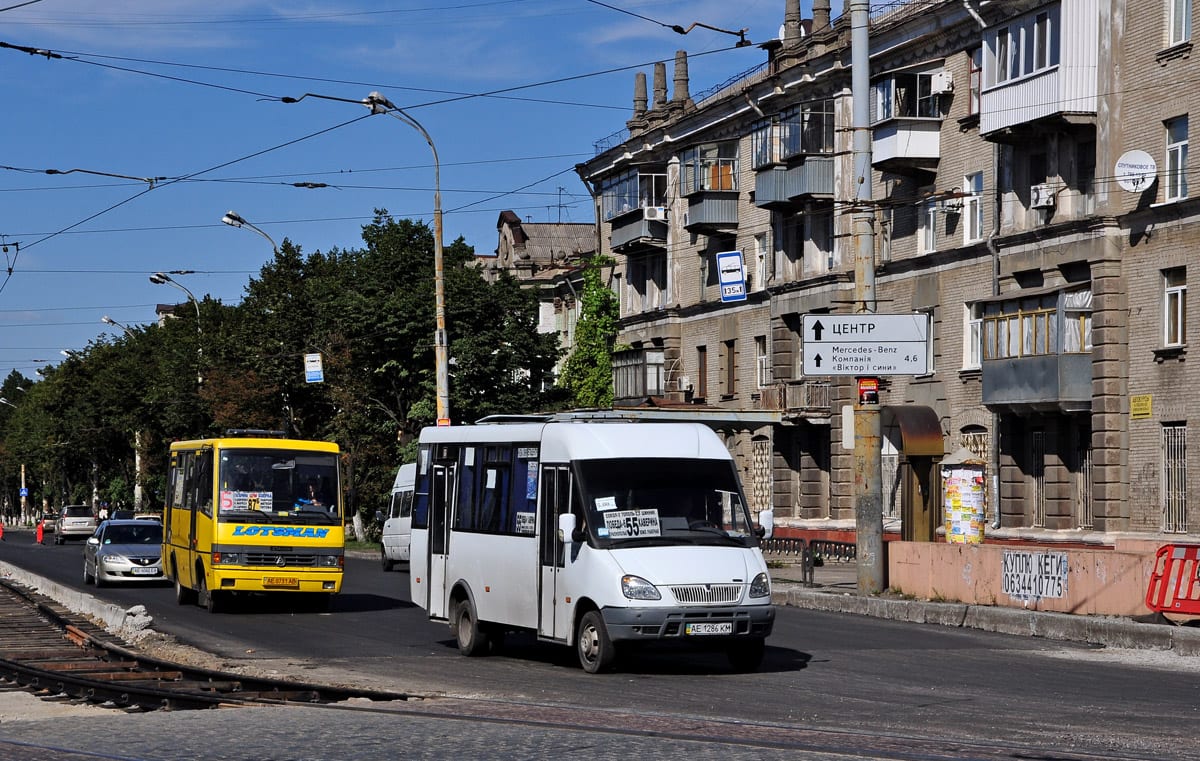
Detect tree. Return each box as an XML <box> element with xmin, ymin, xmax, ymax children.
<box><xmin>559</xmin><ymin>256</ymin><xmax>618</xmax><ymax>408</ymax></box>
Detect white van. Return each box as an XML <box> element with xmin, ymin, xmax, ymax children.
<box><xmin>379</xmin><ymin>463</ymin><xmax>415</xmax><ymax>571</ymax></box>
<box><xmin>409</xmin><ymin>415</ymin><xmax>775</xmax><ymax>673</ymax></box>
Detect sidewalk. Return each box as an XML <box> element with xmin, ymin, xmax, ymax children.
<box><xmin>767</xmin><ymin>555</ymin><xmax>1200</xmax><ymax>658</ymax></box>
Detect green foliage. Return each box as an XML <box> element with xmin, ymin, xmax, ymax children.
<box><xmin>559</xmin><ymin>255</ymin><xmax>618</xmax><ymax>408</ymax></box>
<box><xmin>0</xmin><ymin>209</ymin><xmax>566</xmax><ymax>522</ymax></box>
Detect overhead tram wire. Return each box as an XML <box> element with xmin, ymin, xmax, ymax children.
<box><xmin>0</xmin><ymin>111</ymin><xmax>372</xmax><ymax>297</ymax></box>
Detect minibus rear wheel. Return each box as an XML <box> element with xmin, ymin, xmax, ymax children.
<box><xmin>454</xmin><ymin>597</ymin><xmax>490</xmax><ymax>656</ymax></box>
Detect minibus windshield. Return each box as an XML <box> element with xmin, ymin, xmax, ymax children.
<box><xmin>216</xmin><ymin>449</ymin><xmax>340</xmax><ymax>523</ymax></box>
<box><xmin>574</xmin><ymin>458</ymin><xmax>758</xmax><ymax>548</ymax></box>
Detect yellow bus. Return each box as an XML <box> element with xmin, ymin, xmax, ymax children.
<box><xmin>162</xmin><ymin>429</ymin><xmax>344</xmax><ymax>613</ymax></box>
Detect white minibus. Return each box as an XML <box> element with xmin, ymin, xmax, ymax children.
<box><xmin>410</xmin><ymin>415</ymin><xmax>775</xmax><ymax>673</ymax></box>
<box><xmin>379</xmin><ymin>463</ymin><xmax>415</xmax><ymax>571</ymax></box>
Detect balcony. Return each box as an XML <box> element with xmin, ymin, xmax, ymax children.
<box><xmin>872</xmin><ymin>119</ymin><xmax>940</xmax><ymax>174</ymax></box>
<box><xmin>609</xmin><ymin>207</ymin><xmax>668</xmax><ymax>252</ymax></box>
<box><xmin>981</xmin><ymin>353</ymin><xmax>1092</xmax><ymax>413</ymax></box>
<box><xmin>757</xmin><ymin>380</ymin><xmax>832</xmax><ymax>419</ymax></box>
<box><xmin>684</xmin><ymin>191</ymin><xmax>739</xmax><ymax>232</ymax></box>
<box><xmin>754</xmin><ymin>158</ymin><xmax>835</xmax><ymax>210</ymax></box>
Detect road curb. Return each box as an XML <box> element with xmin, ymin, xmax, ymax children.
<box><xmin>0</xmin><ymin>559</ymin><xmax>129</xmax><ymax>631</ymax></box>
<box><xmin>773</xmin><ymin>584</ymin><xmax>1200</xmax><ymax>656</ymax></box>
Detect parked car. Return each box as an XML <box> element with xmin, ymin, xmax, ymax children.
<box><xmin>83</xmin><ymin>519</ymin><xmax>164</xmax><ymax>586</ymax></box>
<box><xmin>40</xmin><ymin>511</ymin><xmax>58</xmax><ymax>533</ymax></box>
<box><xmin>110</xmin><ymin>509</ymin><xmax>135</xmax><ymax>520</ymax></box>
<box><xmin>133</xmin><ymin>513</ymin><xmax>162</xmax><ymax>522</ymax></box>
<box><xmin>54</xmin><ymin>505</ymin><xmax>97</xmax><ymax>544</ymax></box>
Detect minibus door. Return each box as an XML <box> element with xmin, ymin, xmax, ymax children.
<box><xmin>427</xmin><ymin>462</ymin><xmax>454</xmax><ymax>619</ymax></box>
<box><xmin>537</xmin><ymin>465</ymin><xmax>570</xmax><ymax>640</ymax></box>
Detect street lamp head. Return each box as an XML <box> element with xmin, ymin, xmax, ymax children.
<box><xmin>149</xmin><ymin>272</ymin><xmax>170</xmax><ymax>285</ymax></box>
<box><xmin>221</xmin><ymin>210</ymin><xmax>246</xmax><ymax>228</ymax></box>
<box><xmin>0</xmin><ymin>397</ymin><xmax>14</xmax><ymax>408</ymax></box>
<box><xmin>364</xmin><ymin>91</ymin><xmax>395</xmax><ymax>115</ymax></box>
<box><xmin>101</xmin><ymin>315</ymin><xmax>116</xmax><ymax>326</ymax></box>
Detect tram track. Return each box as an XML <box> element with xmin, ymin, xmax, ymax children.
<box><xmin>0</xmin><ymin>578</ymin><xmax>411</xmax><ymax>711</ymax></box>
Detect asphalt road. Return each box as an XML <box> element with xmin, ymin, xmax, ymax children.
<box><xmin>3</xmin><ymin>530</ymin><xmax>1200</xmax><ymax>759</ymax></box>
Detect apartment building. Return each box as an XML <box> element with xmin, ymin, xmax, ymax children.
<box><xmin>573</xmin><ymin>0</ymin><xmax>1200</xmax><ymax>543</ymax></box>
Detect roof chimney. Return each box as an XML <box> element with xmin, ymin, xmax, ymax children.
<box><xmin>671</xmin><ymin>50</ymin><xmax>694</xmax><ymax>109</ymax></box>
<box><xmin>783</xmin><ymin>0</ymin><xmax>802</xmax><ymax>44</ymax></box>
<box><xmin>652</xmin><ymin>62</ymin><xmax>668</xmax><ymax>109</ymax></box>
<box><xmin>633</xmin><ymin>71</ymin><xmax>647</xmax><ymax>118</ymax></box>
<box><xmin>813</xmin><ymin>0</ymin><xmax>831</xmax><ymax>32</ymax></box>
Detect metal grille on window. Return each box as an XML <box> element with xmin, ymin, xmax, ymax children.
<box><xmin>1163</xmin><ymin>423</ymin><xmax>1188</xmax><ymax>533</ymax></box>
<box><xmin>751</xmin><ymin>438</ymin><xmax>771</xmax><ymax>516</ymax></box>
<box><xmin>1075</xmin><ymin>430</ymin><xmax>1094</xmax><ymax>530</ymax></box>
<box><xmin>881</xmin><ymin>434</ymin><xmax>900</xmax><ymax>519</ymax></box>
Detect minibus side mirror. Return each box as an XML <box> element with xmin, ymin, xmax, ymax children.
<box><xmin>756</xmin><ymin>508</ymin><xmax>774</xmax><ymax>540</ymax></box>
<box><xmin>557</xmin><ymin>513</ymin><xmax>576</xmax><ymax>543</ymax></box>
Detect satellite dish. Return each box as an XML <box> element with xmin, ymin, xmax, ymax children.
<box><xmin>1115</xmin><ymin>150</ymin><xmax>1157</xmax><ymax>192</ymax></box>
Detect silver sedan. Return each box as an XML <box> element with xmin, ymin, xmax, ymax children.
<box><xmin>83</xmin><ymin>519</ymin><xmax>164</xmax><ymax>586</ymax></box>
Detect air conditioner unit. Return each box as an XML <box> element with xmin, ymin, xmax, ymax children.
<box><xmin>930</xmin><ymin>70</ymin><xmax>954</xmax><ymax>95</ymax></box>
<box><xmin>643</xmin><ymin>206</ymin><xmax>667</xmax><ymax>221</ymax></box>
<box><xmin>1030</xmin><ymin>183</ymin><xmax>1057</xmax><ymax>209</ymax></box>
<box><xmin>677</xmin><ymin>375</ymin><xmax>693</xmax><ymax>393</ymax></box>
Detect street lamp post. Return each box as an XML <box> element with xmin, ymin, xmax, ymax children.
<box><xmin>282</xmin><ymin>90</ymin><xmax>450</xmax><ymax>426</ymax></box>
<box><xmin>149</xmin><ymin>272</ymin><xmax>203</xmax><ymax>385</ymax></box>
<box><xmin>221</xmin><ymin>210</ymin><xmax>280</xmax><ymax>255</ymax></box>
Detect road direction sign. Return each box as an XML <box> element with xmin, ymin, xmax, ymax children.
<box><xmin>801</xmin><ymin>313</ymin><xmax>929</xmax><ymax>376</ymax></box>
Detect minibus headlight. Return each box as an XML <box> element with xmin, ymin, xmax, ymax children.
<box><xmin>621</xmin><ymin>574</ymin><xmax>661</xmax><ymax>601</ymax></box>
<box><xmin>213</xmin><ymin>552</ymin><xmax>239</xmax><ymax>565</ymax></box>
<box><xmin>749</xmin><ymin>572</ymin><xmax>771</xmax><ymax>598</ymax></box>
<box><xmin>320</xmin><ymin>554</ymin><xmax>341</xmax><ymax>568</ymax></box>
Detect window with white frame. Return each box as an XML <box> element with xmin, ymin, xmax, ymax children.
<box><xmin>986</xmin><ymin>7</ymin><xmax>1061</xmax><ymax>86</ymax></box>
<box><xmin>1170</xmin><ymin>0</ymin><xmax>1193</xmax><ymax>46</ymax></box>
<box><xmin>964</xmin><ymin>172</ymin><xmax>984</xmax><ymax>243</ymax></box>
<box><xmin>920</xmin><ymin>198</ymin><xmax>938</xmax><ymax>253</ymax></box>
<box><xmin>753</xmin><ymin>234</ymin><xmax>768</xmax><ymax>292</ymax></box>
<box><xmin>1165</xmin><ymin>267</ymin><xmax>1187</xmax><ymax>347</ymax></box>
<box><xmin>964</xmin><ymin>303</ymin><xmax>983</xmax><ymax>370</ymax></box>
<box><xmin>871</xmin><ymin>71</ymin><xmax>940</xmax><ymax>123</ymax></box>
<box><xmin>1167</xmin><ymin>115</ymin><xmax>1189</xmax><ymax>201</ymax></box>
<box><xmin>680</xmin><ymin>142</ymin><xmax>738</xmax><ymax>194</ymax></box>
<box><xmin>755</xmin><ymin>335</ymin><xmax>771</xmax><ymax>389</ymax></box>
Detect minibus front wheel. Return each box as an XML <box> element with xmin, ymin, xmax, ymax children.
<box><xmin>577</xmin><ymin>610</ymin><xmax>616</xmax><ymax>674</ymax></box>
<box><xmin>453</xmin><ymin>597</ymin><xmax>490</xmax><ymax>656</ymax></box>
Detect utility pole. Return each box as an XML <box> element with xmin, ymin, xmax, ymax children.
<box><xmin>849</xmin><ymin>0</ymin><xmax>884</xmax><ymax>594</ymax></box>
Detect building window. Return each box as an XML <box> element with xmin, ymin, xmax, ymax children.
<box><xmin>722</xmin><ymin>339</ymin><xmax>737</xmax><ymax>397</ymax></box>
<box><xmin>981</xmin><ymin>289</ymin><xmax>1092</xmax><ymax>359</ymax></box>
<box><xmin>696</xmin><ymin>345</ymin><xmax>708</xmax><ymax>399</ymax></box>
<box><xmin>612</xmin><ymin>348</ymin><xmax>664</xmax><ymax>398</ymax></box>
<box><xmin>781</xmin><ymin>98</ymin><xmax>836</xmax><ymax>157</ymax></box>
<box><xmin>755</xmin><ymin>335</ymin><xmax>771</xmax><ymax>389</ymax></box>
<box><xmin>753</xmin><ymin>234</ymin><xmax>768</xmax><ymax>292</ymax></box>
<box><xmin>751</xmin><ymin>120</ymin><xmax>777</xmax><ymax>169</ymax></box>
<box><xmin>963</xmin><ymin>172</ymin><xmax>984</xmax><ymax>243</ymax></box>
<box><xmin>628</xmin><ymin>253</ymin><xmax>666</xmax><ymax>312</ymax></box>
<box><xmin>1165</xmin><ymin>268</ymin><xmax>1187</xmax><ymax>347</ymax></box>
<box><xmin>871</xmin><ymin>71</ymin><xmax>940</xmax><ymax>123</ymax></box>
<box><xmin>986</xmin><ymin>7</ymin><xmax>1060</xmax><ymax>86</ymax></box>
<box><xmin>681</xmin><ymin>142</ymin><xmax>738</xmax><ymax>195</ymax></box>
<box><xmin>807</xmin><ymin>208</ymin><xmax>835</xmax><ymax>271</ymax></box>
<box><xmin>1166</xmin><ymin>115</ymin><xmax>1189</xmax><ymax>201</ymax></box>
<box><xmin>1163</xmin><ymin>422</ymin><xmax>1188</xmax><ymax>533</ymax></box>
<box><xmin>968</xmin><ymin>47</ymin><xmax>982</xmax><ymax>115</ymax></box>
<box><xmin>1170</xmin><ymin>0</ymin><xmax>1193</xmax><ymax>46</ymax></box>
<box><xmin>600</xmin><ymin>169</ymin><xmax>667</xmax><ymax>220</ymax></box>
<box><xmin>920</xmin><ymin>198</ymin><xmax>938</xmax><ymax>253</ymax></box>
<box><xmin>964</xmin><ymin>303</ymin><xmax>983</xmax><ymax>370</ymax></box>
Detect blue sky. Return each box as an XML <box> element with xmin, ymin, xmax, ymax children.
<box><xmin>0</xmin><ymin>0</ymin><xmax>808</xmax><ymax>384</ymax></box>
